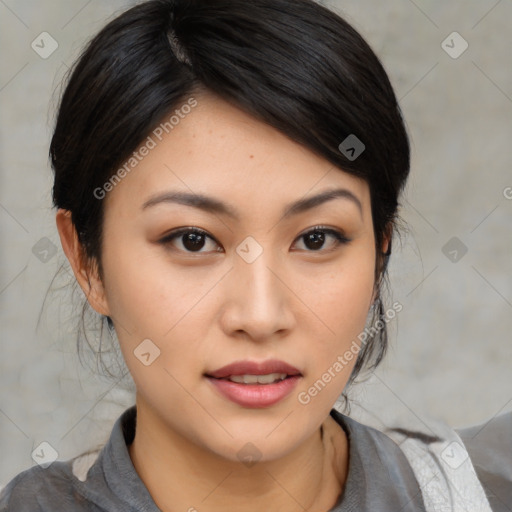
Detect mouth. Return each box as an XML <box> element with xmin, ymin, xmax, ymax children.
<box><xmin>205</xmin><ymin>358</ymin><xmax>302</xmax><ymax>380</ymax></box>
<box><xmin>204</xmin><ymin>359</ymin><xmax>302</xmax><ymax>408</ymax></box>
<box><xmin>211</xmin><ymin>373</ymin><xmax>292</xmax><ymax>385</ymax></box>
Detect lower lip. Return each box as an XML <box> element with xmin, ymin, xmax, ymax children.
<box><xmin>206</xmin><ymin>375</ymin><xmax>301</xmax><ymax>408</ymax></box>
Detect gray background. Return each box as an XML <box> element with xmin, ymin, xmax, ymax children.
<box><xmin>1</xmin><ymin>0</ymin><xmax>511</xmax><ymax>486</ymax></box>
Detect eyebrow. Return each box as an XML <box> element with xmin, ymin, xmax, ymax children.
<box><xmin>141</xmin><ymin>187</ymin><xmax>363</xmax><ymax>220</ymax></box>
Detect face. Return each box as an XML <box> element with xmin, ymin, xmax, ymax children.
<box><xmin>88</xmin><ymin>92</ymin><xmax>377</xmax><ymax>462</ymax></box>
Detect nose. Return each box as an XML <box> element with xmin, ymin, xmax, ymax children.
<box><xmin>218</xmin><ymin>250</ymin><xmax>296</xmax><ymax>342</ymax></box>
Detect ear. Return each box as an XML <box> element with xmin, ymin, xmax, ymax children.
<box><xmin>382</xmin><ymin>229</ymin><xmax>391</xmax><ymax>257</ymax></box>
<box><xmin>55</xmin><ymin>209</ymin><xmax>111</xmax><ymax>317</ymax></box>
<box><xmin>370</xmin><ymin>223</ymin><xmax>393</xmax><ymax>305</ymax></box>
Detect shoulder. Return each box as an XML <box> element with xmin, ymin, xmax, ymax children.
<box><xmin>379</xmin><ymin>411</ymin><xmax>511</xmax><ymax>512</ymax></box>
<box><xmin>456</xmin><ymin>411</ymin><xmax>512</xmax><ymax>511</ymax></box>
<box><xmin>329</xmin><ymin>408</ymin><xmax>428</xmax><ymax>511</ymax></box>
<box><xmin>330</xmin><ymin>407</ymin><xmax>415</xmax><ymax>459</ymax></box>
<box><xmin>456</xmin><ymin>409</ymin><xmax>512</xmax><ymax>457</ymax></box>
<box><xmin>0</xmin><ymin>406</ymin><xmax>138</xmax><ymax>512</ymax></box>
<box><xmin>0</xmin><ymin>451</ymin><xmax>100</xmax><ymax>512</ymax></box>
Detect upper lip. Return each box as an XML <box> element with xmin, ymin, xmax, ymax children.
<box><xmin>206</xmin><ymin>359</ymin><xmax>302</xmax><ymax>379</ymax></box>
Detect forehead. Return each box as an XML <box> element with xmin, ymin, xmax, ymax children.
<box><xmin>104</xmin><ymin>92</ymin><xmax>370</xmax><ymax>219</ymax></box>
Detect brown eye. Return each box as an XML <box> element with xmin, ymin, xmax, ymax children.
<box><xmin>159</xmin><ymin>228</ymin><xmax>222</xmax><ymax>253</ymax></box>
<box><xmin>293</xmin><ymin>227</ymin><xmax>350</xmax><ymax>252</ymax></box>
<box><xmin>303</xmin><ymin>230</ymin><xmax>326</xmax><ymax>250</ymax></box>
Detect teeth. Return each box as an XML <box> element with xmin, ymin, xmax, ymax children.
<box><xmin>227</xmin><ymin>373</ymin><xmax>288</xmax><ymax>384</ymax></box>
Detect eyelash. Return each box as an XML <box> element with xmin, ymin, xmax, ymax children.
<box><xmin>158</xmin><ymin>225</ymin><xmax>351</xmax><ymax>254</ymax></box>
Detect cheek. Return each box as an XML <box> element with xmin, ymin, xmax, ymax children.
<box><xmin>101</xmin><ymin>235</ymin><xmax>203</xmax><ymax>335</ymax></box>
<box><xmin>295</xmin><ymin>245</ymin><xmax>376</xmax><ymax>386</ymax></box>
<box><xmin>99</xmin><ymin>239</ymin><xmax>217</xmax><ymax>378</ymax></box>
<box><xmin>298</xmin><ymin>249</ymin><xmax>375</xmax><ymax>335</ymax></box>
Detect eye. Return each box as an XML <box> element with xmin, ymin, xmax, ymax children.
<box><xmin>158</xmin><ymin>225</ymin><xmax>350</xmax><ymax>254</ymax></box>
<box><xmin>158</xmin><ymin>227</ymin><xmax>222</xmax><ymax>254</ymax></box>
<box><xmin>292</xmin><ymin>226</ymin><xmax>350</xmax><ymax>252</ymax></box>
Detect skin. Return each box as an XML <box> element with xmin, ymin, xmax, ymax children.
<box><xmin>57</xmin><ymin>91</ymin><xmax>389</xmax><ymax>512</ymax></box>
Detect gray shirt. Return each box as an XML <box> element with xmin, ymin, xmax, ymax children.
<box><xmin>1</xmin><ymin>405</ymin><xmax>510</xmax><ymax>511</ymax></box>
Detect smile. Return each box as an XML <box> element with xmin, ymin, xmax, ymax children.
<box><xmin>221</xmin><ymin>373</ymin><xmax>288</xmax><ymax>384</ymax></box>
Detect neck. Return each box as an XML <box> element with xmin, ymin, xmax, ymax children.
<box><xmin>128</xmin><ymin>398</ymin><xmax>349</xmax><ymax>512</ymax></box>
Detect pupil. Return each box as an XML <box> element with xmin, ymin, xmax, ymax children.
<box><xmin>183</xmin><ymin>232</ymin><xmax>205</xmax><ymax>251</ymax></box>
<box><xmin>305</xmin><ymin>230</ymin><xmax>325</xmax><ymax>250</ymax></box>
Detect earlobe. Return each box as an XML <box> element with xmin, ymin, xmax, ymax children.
<box><xmin>55</xmin><ymin>209</ymin><xmax>111</xmax><ymax>317</ymax></box>
<box><xmin>382</xmin><ymin>223</ymin><xmax>393</xmax><ymax>257</ymax></box>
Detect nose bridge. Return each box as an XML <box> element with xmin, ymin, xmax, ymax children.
<box><xmin>238</xmin><ymin>247</ymin><xmax>281</xmax><ymax>308</ymax></box>
<box><xmin>225</xmin><ymin>242</ymin><xmax>293</xmax><ymax>338</ymax></box>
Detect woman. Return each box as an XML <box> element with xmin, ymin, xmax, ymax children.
<box><xmin>1</xmin><ymin>0</ymin><xmax>510</xmax><ymax>510</ymax></box>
